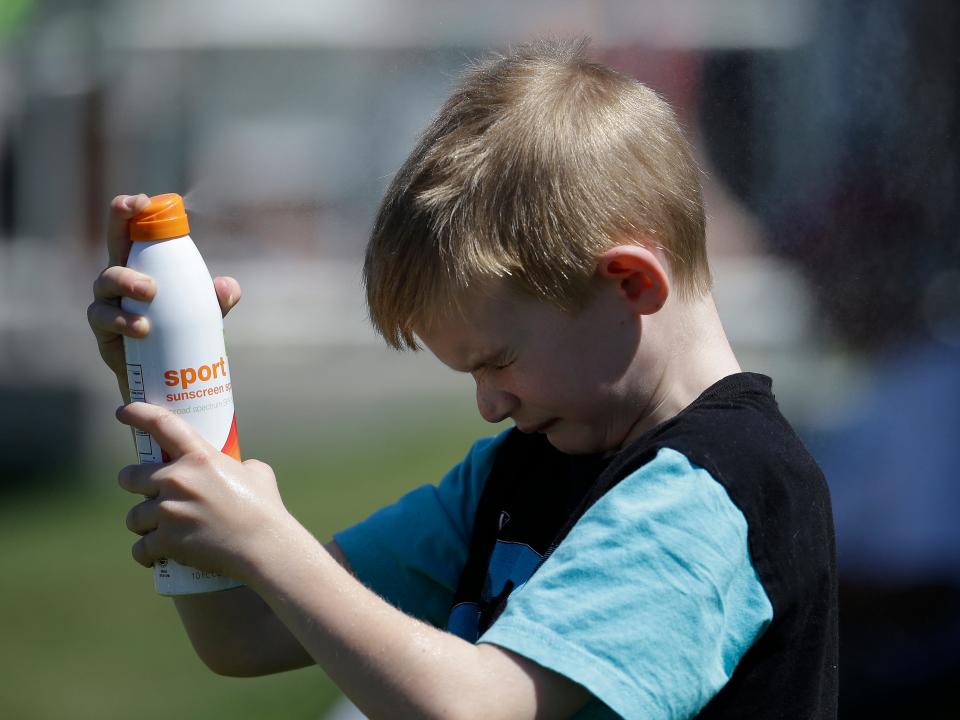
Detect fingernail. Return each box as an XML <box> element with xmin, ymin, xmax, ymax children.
<box><xmin>115</xmin><ymin>405</ymin><xmax>126</xmax><ymax>418</ymax></box>
<box><xmin>133</xmin><ymin>279</ymin><xmax>152</xmax><ymax>297</ymax></box>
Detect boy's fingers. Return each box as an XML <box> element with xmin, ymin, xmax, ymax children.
<box><xmin>87</xmin><ymin>301</ymin><xmax>150</xmax><ymax>340</ymax></box>
<box><xmin>116</xmin><ymin>403</ymin><xmax>210</xmax><ymax>461</ymax></box>
<box><xmin>107</xmin><ymin>194</ymin><xmax>150</xmax><ymax>266</ymax></box>
<box><xmin>132</xmin><ymin>534</ymin><xmax>158</xmax><ymax>568</ymax></box>
<box><xmin>93</xmin><ymin>265</ymin><xmax>156</xmax><ymax>303</ymax></box>
<box><xmin>213</xmin><ymin>276</ymin><xmax>242</xmax><ymax>317</ymax></box>
<box><xmin>125</xmin><ymin>497</ymin><xmax>160</xmax><ymax>535</ymax></box>
<box><xmin>118</xmin><ymin>463</ymin><xmax>161</xmax><ymax>498</ymax></box>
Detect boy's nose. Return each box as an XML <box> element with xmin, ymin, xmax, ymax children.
<box><xmin>475</xmin><ymin>380</ymin><xmax>519</xmax><ymax>424</ymax></box>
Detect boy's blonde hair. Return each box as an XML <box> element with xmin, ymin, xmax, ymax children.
<box><xmin>365</xmin><ymin>37</ymin><xmax>708</xmax><ymax>350</ymax></box>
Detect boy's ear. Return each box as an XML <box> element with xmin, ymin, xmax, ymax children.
<box><xmin>597</xmin><ymin>245</ymin><xmax>669</xmax><ymax>315</ymax></box>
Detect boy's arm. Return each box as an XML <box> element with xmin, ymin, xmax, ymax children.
<box><xmin>117</xmin><ymin>402</ymin><xmax>591</xmax><ymax>720</ymax></box>
<box><xmin>169</xmin><ymin>540</ymin><xmax>350</xmax><ymax>677</ymax></box>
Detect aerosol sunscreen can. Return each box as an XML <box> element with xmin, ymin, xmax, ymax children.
<box><xmin>121</xmin><ymin>193</ymin><xmax>243</xmax><ymax>595</ymax></box>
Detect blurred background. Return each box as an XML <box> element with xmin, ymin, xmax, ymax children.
<box><xmin>1</xmin><ymin>0</ymin><xmax>957</xmax><ymax>717</ymax></box>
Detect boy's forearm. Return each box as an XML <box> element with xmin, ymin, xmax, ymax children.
<box><xmin>170</xmin><ymin>540</ymin><xmax>350</xmax><ymax>677</ymax></box>
<box><xmin>239</xmin><ymin>520</ymin><xmax>585</xmax><ymax>720</ymax></box>
<box><xmin>173</xmin><ymin>586</ymin><xmax>313</xmax><ymax>676</ymax></box>
<box><xmin>242</xmin><ymin>522</ymin><xmax>473</xmax><ymax>717</ymax></box>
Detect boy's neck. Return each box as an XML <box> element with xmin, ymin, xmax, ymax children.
<box><xmin>622</xmin><ymin>292</ymin><xmax>741</xmax><ymax>447</ymax></box>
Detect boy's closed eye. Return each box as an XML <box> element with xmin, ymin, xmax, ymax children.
<box><xmin>467</xmin><ymin>358</ymin><xmax>515</xmax><ymax>389</ymax></box>
<box><xmin>471</xmin><ymin>362</ymin><xmax>512</xmax><ymax>383</ymax></box>
<box><xmin>466</xmin><ymin>350</ymin><xmax>515</xmax><ymax>375</ymax></box>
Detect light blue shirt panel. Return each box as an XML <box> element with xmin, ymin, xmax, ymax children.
<box><xmin>333</xmin><ymin>431</ymin><xmax>509</xmax><ymax>628</ymax></box>
<box><xmin>479</xmin><ymin>448</ymin><xmax>774</xmax><ymax>720</ymax></box>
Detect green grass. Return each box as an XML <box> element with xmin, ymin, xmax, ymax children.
<box><xmin>0</xmin><ymin>398</ymin><xmax>499</xmax><ymax>719</ymax></box>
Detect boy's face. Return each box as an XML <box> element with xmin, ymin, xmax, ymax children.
<box><xmin>417</xmin><ymin>281</ymin><xmax>655</xmax><ymax>455</ymax></box>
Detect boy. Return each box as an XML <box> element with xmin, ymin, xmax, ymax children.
<box><xmin>88</xmin><ymin>39</ymin><xmax>837</xmax><ymax>718</ymax></box>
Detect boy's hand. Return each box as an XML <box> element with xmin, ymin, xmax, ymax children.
<box><xmin>88</xmin><ymin>194</ymin><xmax>242</xmax><ymax>401</ymax></box>
<box><xmin>116</xmin><ymin>402</ymin><xmax>293</xmax><ymax>581</ymax></box>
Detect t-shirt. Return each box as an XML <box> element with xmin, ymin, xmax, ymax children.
<box><xmin>335</xmin><ymin>373</ymin><xmax>838</xmax><ymax>718</ymax></box>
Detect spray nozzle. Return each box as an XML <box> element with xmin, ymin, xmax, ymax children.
<box><xmin>130</xmin><ymin>193</ymin><xmax>190</xmax><ymax>241</ymax></box>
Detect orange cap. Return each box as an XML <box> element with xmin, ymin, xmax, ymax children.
<box><xmin>129</xmin><ymin>193</ymin><xmax>190</xmax><ymax>241</ymax></box>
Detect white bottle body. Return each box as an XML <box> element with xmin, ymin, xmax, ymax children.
<box><xmin>121</xmin><ymin>234</ymin><xmax>243</xmax><ymax>595</ymax></box>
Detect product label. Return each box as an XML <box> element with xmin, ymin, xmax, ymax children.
<box><xmin>124</xmin><ymin>356</ymin><xmax>240</xmax><ymax>462</ymax></box>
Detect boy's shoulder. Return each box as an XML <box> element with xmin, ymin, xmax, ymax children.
<box><xmin>599</xmin><ymin>372</ymin><xmax>834</xmax><ymax>574</ymax></box>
